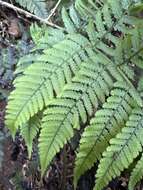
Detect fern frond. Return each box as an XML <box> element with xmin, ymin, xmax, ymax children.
<box><xmin>62</xmin><ymin>6</ymin><xmax>81</xmax><ymax>33</ymax></box>
<box><xmin>128</xmin><ymin>27</ymin><xmax>143</xmax><ymax>69</ymax></box>
<box><xmin>39</xmin><ymin>56</ymin><xmax>117</xmax><ymax>175</ymax></box>
<box><xmin>6</xmin><ymin>34</ymin><xmax>92</xmax><ymax>134</ymax></box>
<box><xmin>77</xmin><ymin>0</ymin><xmax>142</xmax><ymax>38</ymax></box>
<box><xmin>128</xmin><ymin>153</ymin><xmax>143</xmax><ymax>190</ymax></box>
<box><xmin>15</xmin><ymin>54</ymin><xmax>40</xmax><ymax>74</ymax></box>
<box><xmin>4</xmin><ymin>1</ymin><xmax>143</xmax><ymax>188</ymax></box>
<box><xmin>30</xmin><ymin>24</ymin><xmax>65</xmax><ymax>49</ymax></box>
<box><xmin>16</xmin><ymin>24</ymin><xmax>65</xmax><ymax>74</ymax></box>
<box><xmin>20</xmin><ymin>115</ymin><xmax>41</xmax><ymax>158</ymax></box>
<box><xmin>15</xmin><ymin>0</ymin><xmax>48</xmax><ymax>18</ymax></box>
<box><xmin>6</xmin><ymin>0</ymin><xmax>143</xmax><ymax>134</ymax></box>
<box><xmin>75</xmin><ymin>0</ymin><xmax>103</xmax><ymax>19</ymax></box>
<box><xmin>94</xmin><ymin>108</ymin><xmax>143</xmax><ymax>190</ymax></box>
<box><xmin>74</xmin><ymin>81</ymin><xmax>136</xmax><ymax>186</ymax></box>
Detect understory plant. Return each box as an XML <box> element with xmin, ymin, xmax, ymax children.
<box><xmin>5</xmin><ymin>0</ymin><xmax>143</xmax><ymax>189</ymax></box>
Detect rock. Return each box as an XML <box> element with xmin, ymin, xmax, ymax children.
<box><xmin>8</xmin><ymin>18</ymin><xmax>22</xmax><ymax>38</ymax></box>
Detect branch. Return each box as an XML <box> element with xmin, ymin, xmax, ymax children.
<box><xmin>46</xmin><ymin>0</ymin><xmax>62</xmax><ymax>21</ymax></box>
<box><xmin>0</xmin><ymin>0</ymin><xmax>63</xmax><ymax>30</ymax></box>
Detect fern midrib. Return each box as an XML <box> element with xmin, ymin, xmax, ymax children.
<box><xmin>14</xmin><ymin>40</ymin><xmax>143</xmax><ymax>127</ymax></box>
<box><xmin>89</xmin><ymin>0</ymin><xmax>132</xmax><ymax>48</ymax></box>
<box><xmin>41</xmin><ymin>63</ymin><xmax>110</xmax><ymax>164</ymax></box>
<box><xmin>41</xmin><ymin>110</ymin><xmax>73</xmax><ymax>168</ymax></box>
<box><xmin>13</xmin><ymin>41</ymin><xmax>90</xmax><ymax>125</ymax></box>
<box><xmin>27</xmin><ymin>123</ymin><xmax>34</xmax><ymax>146</ymax></box>
<box><xmin>13</xmin><ymin>32</ymin><xmax>109</xmax><ymax>126</ymax></box>
<box><xmin>76</xmin><ymin>88</ymin><xmax>130</xmax><ymax>173</ymax></box>
<box><xmin>14</xmin><ymin>78</ymin><xmax>47</xmax><ymax>125</ymax></box>
<box><xmin>80</xmin><ymin>0</ymin><xmax>102</xmax><ymax>19</ymax></box>
<box><xmin>127</xmin><ymin>47</ymin><xmax>143</xmax><ymax>61</ymax></box>
<box><xmin>97</xmin><ymin>112</ymin><xmax>143</xmax><ymax>183</ymax></box>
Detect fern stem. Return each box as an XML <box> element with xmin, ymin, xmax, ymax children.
<box><xmin>128</xmin><ymin>47</ymin><xmax>143</xmax><ymax>61</ymax></box>
<box><xmin>46</xmin><ymin>0</ymin><xmax>62</xmax><ymax>21</ymax></box>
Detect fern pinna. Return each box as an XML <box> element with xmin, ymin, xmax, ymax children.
<box><xmin>15</xmin><ymin>0</ymin><xmax>48</xmax><ymax>18</ymax></box>
<box><xmin>5</xmin><ymin>0</ymin><xmax>143</xmax><ymax>189</ymax></box>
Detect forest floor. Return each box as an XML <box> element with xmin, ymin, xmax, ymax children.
<box><xmin>0</xmin><ymin>3</ymin><xmax>143</xmax><ymax>190</ymax></box>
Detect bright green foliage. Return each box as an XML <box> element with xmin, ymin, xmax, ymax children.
<box><xmin>6</xmin><ymin>0</ymin><xmax>142</xmax><ymax>134</ymax></box>
<box><xmin>15</xmin><ymin>0</ymin><xmax>48</xmax><ymax>18</ymax></box>
<box><xmin>6</xmin><ymin>34</ymin><xmax>92</xmax><ymax>135</ymax></box>
<box><xmin>5</xmin><ymin>0</ymin><xmax>143</xmax><ymax>189</ymax></box>
<box><xmin>15</xmin><ymin>24</ymin><xmax>65</xmax><ymax>74</ymax></box>
<box><xmin>75</xmin><ymin>0</ymin><xmax>104</xmax><ymax>19</ymax></box>
<box><xmin>95</xmin><ymin>108</ymin><xmax>143</xmax><ymax>190</ymax></box>
<box><xmin>39</xmin><ymin>56</ymin><xmax>118</xmax><ymax>175</ymax></box>
<box><xmin>20</xmin><ymin>115</ymin><xmax>41</xmax><ymax>158</ymax></box>
<box><xmin>74</xmin><ymin>81</ymin><xmax>135</xmax><ymax>185</ymax></box>
<box><xmin>128</xmin><ymin>153</ymin><xmax>143</xmax><ymax>190</ymax></box>
<box><xmin>62</xmin><ymin>6</ymin><xmax>80</xmax><ymax>33</ymax></box>
<box><xmin>30</xmin><ymin>24</ymin><xmax>65</xmax><ymax>49</ymax></box>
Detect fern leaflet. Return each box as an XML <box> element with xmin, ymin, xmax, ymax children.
<box><xmin>20</xmin><ymin>115</ymin><xmax>41</xmax><ymax>158</ymax></box>
<box><xmin>39</xmin><ymin>56</ymin><xmax>116</xmax><ymax>175</ymax></box>
<box><xmin>95</xmin><ymin>108</ymin><xmax>143</xmax><ymax>190</ymax></box>
<box><xmin>128</xmin><ymin>152</ymin><xmax>143</xmax><ymax>190</ymax></box>
<box><xmin>74</xmin><ymin>81</ymin><xmax>135</xmax><ymax>185</ymax></box>
<box><xmin>15</xmin><ymin>0</ymin><xmax>48</xmax><ymax>18</ymax></box>
<box><xmin>6</xmin><ymin>34</ymin><xmax>92</xmax><ymax>134</ymax></box>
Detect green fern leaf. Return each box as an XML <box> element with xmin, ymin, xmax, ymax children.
<box><xmin>75</xmin><ymin>0</ymin><xmax>102</xmax><ymax>19</ymax></box>
<box><xmin>15</xmin><ymin>0</ymin><xmax>48</xmax><ymax>18</ymax></box>
<box><xmin>31</xmin><ymin>24</ymin><xmax>65</xmax><ymax>51</ymax></box>
<box><xmin>6</xmin><ymin>0</ymin><xmax>143</xmax><ymax>135</ymax></box>
<box><xmin>128</xmin><ymin>153</ymin><xmax>143</xmax><ymax>190</ymax></box>
<box><xmin>74</xmin><ymin>81</ymin><xmax>135</xmax><ymax>186</ymax></box>
<box><xmin>69</xmin><ymin>5</ymin><xmax>81</xmax><ymax>28</ymax></box>
<box><xmin>39</xmin><ymin>55</ymin><xmax>117</xmax><ymax>175</ymax></box>
<box><xmin>129</xmin><ymin>3</ymin><xmax>143</xmax><ymax>18</ymax></box>
<box><xmin>15</xmin><ymin>54</ymin><xmax>40</xmax><ymax>74</ymax></box>
<box><xmin>20</xmin><ymin>115</ymin><xmax>41</xmax><ymax>158</ymax></box>
<box><xmin>16</xmin><ymin>25</ymin><xmax>65</xmax><ymax>74</ymax></box>
<box><xmin>5</xmin><ymin>1</ymin><xmax>143</xmax><ymax>185</ymax></box>
<box><xmin>94</xmin><ymin>108</ymin><xmax>143</xmax><ymax>190</ymax></box>
<box><xmin>62</xmin><ymin>7</ymin><xmax>77</xmax><ymax>33</ymax></box>
<box><xmin>30</xmin><ymin>24</ymin><xmax>65</xmax><ymax>49</ymax></box>
<box><xmin>6</xmin><ymin>34</ymin><xmax>92</xmax><ymax>134</ymax></box>
<box><xmin>62</xmin><ymin>4</ymin><xmax>83</xmax><ymax>33</ymax></box>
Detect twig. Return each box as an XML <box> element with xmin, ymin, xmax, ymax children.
<box><xmin>0</xmin><ymin>0</ymin><xmax>63</xmax><ymax>30</ymax></box>
<box><xmin>46</xmin><ymin>0</ymin><xmax>62</xmax><ymax>21</ymax></box>
<box><xmin>9</xmin><ymin>0</ymin><xmax>19</xmax><ymax>18</ymax></box>
<box><xmin>0</xmin><ymin>9</ymin><xmax>9</xmax><ymax>20</ymax></box>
